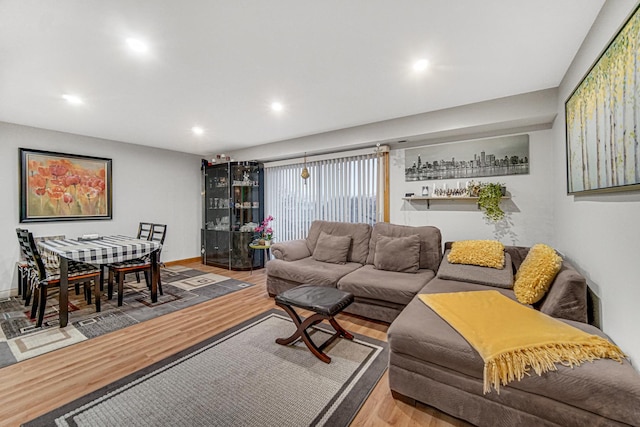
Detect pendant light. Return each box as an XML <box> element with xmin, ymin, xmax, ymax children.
<box><xmin>301</xmin><ymin>152</ymin><xmax>310</xmax><ymax>183</ymax></box>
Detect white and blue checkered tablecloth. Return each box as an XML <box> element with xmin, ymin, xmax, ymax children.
<box><xmin>37</xmin><ymin>235</ymin><xmax>161</xmax><ymax>265</ymax></box>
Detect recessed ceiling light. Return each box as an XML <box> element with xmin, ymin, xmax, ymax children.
<box><xmin>412</xmin><ymin>59</ymin><xmax>430</xmax><ymax>72</ymax></box>
<box><xmin>62</xmin><ymin>94</ymin><xmax>83</xmax><ymax>105</ymax></box>
<box><xmin>192</xmin><ymin>126</ymin><xmax>204</xmax><ymax>135</ymax></box>
<box><xmin>126</xmin><ymin>38</ymin><xmax>149</xmax><ymax>53</ymax></box>
<box><xmin>271</xmin><ymin>102</ymin><xmax>284</xmax><ymax>112</ymax></box>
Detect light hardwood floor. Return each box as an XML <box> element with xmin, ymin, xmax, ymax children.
<box><xmin>0</xmin><ymin>261</ymin><xmax>469</xmax><ymax>427</ymax></box>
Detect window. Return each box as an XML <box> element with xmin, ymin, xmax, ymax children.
<box><xmin>265</xmin><ymin>153</ymin><xmax>379</xmax><ymax>242</ymax></box>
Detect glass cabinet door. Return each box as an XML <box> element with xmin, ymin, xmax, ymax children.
<box><xmin>230</xmin><ymin>163</ymin><xmax>261</xmax><ymax>232</ymax></box>
<box><xmin>203</xmin><ymin>164</ymin><xmax>230</xmax><ymax>268</ymax></box>
<box><xmin>230</xmin><ymin>162</ymin><xmax>263</xmax><ymax>269</ymax></box>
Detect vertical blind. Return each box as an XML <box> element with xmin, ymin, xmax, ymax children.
<box><xmin>265</xmin><ymin>154</ymin><xmax>378</xmax><ymax>242</ymax></box>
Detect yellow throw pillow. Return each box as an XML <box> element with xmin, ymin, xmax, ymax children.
<box><xmin>514</xmin><ymin>244</ymin><xmax>563</xmax><ymax>304</ymax></box>
<box><xmin>447</xmin><ymin>240</ymin><xmax>505</xmax><ymax>269</ymax></box>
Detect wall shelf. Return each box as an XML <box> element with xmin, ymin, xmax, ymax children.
<box><xmin>402</xmin><ymin>196</ymin><xmax>510</xmax><ymax>209</ymax></box>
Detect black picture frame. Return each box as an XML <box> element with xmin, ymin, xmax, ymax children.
<box><xmin>19</xmin><ymin>148</ymin><xmax>113</xmax><ymax>223</ymax></box>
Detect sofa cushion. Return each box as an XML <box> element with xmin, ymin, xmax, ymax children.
<box><xmin>338</xmin><ymin>264</ymin><xmax>434</xmax><ymax>306</ymax></box>
<box><xmin>366</xmin><ymin>223</ymin><xmax>442</xmax><ymax>272</ymax></box>
<box><xmin>270</xmin><ymin>239</ymin><xmax>312</xmax><ymax>261</ymax></box>
<box><xmin>306</xmin><ymin>220</ymin><xmax>372</xmax><ymax>264</ymax></box>
<box><xmin>536</xmin><ymin>262</ymin><xmax>588</xmax><ymax>323</ymax></box>
<box><xmin>312</xmin><ymin>231</ymin><xmax>352</xmax><ymax>264</ymax></box>
<box><xmin>266</xmin><ymin>257</ymin><xmax>362</xmax><ymax>287</ymax></box>
<box><xmin>438</xmin><ymin>250</ymin><xmax>513</xmax><ymax>289</ymax></box>
<box><xmin>373</xmin><ymin>234</ymin><xmax>420</xmax><ymax>273</ymax></box>
<box><xmin>514</xmin><ymin>243</ymin><xmax>562</xmax><ymax>304</ymax></box>
<box><xmin>448</xmin><ymin>240</ymin><xmax>505</xmax><ymax>269</ymax></box>
<box><xmin>388</xmin><ymin>293</ymin><xmax>640</xmax><ymax>426</ymax></box>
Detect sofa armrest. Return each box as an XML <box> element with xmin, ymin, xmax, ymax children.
<box><xmin>536</xmin><ymin>262</ymin><xmax>588</xmax><ymax>323</ymax></box>
<box><xmin>270</xmin><ymin>239</ymin><xmax>311</xmax><ymax>261</ymax></box>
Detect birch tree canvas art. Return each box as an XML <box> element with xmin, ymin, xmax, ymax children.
<box><xmin>566</xmin><ymin>6</ymin><xmax>640</xmax><ymax>194</ymax></box>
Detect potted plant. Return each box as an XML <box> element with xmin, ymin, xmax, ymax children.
<box><xmin>255</xmin><ymin>215</ymin><xmax>274</xmax><ymax>246</ymax></box>
<box><xmin>477</xmin><ymin>183</ymin><xmax>506</xmax><ymax>222</ymax></box>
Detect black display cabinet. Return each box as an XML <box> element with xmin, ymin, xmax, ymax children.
<box><xmin>201</xmin><ymin>160</ymin><xmax>264</xmax><ymax>270</ymax></box>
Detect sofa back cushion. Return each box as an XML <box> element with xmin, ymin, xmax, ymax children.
<box><xmin>306</xmin><ymin>220</ymin><xmax>372</xmax><ymax>264</ymax></box>
<box><xmin>373</xmin><ymin>234</ymin><xmax>421</xmax><ymax>273</ymax></box>
<box><xmin>536</xmin><ymin>261</ymin><xmax>588</xmax><ymax>323</ymax></box>
<box><xmin>367</xmin><ymin>223</ymin><xmax>442</xmax><ymax>271</ymax></box>
<box><xmin>312</xmin><ymin>231</ymin><xmax>352</xmax><ymax>264</ymax></box>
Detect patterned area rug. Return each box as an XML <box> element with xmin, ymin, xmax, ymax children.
<box><xmin>0</xmin><ymin>266</ymin><xmax>252</xmax><ymax>367</ymax></box>
<box><xmin>25</xmin><ymin>310</ymin><xmax>388</xmax><ymax>427</ymax></box>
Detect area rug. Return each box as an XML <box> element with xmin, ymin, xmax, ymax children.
<box><xmin>0</xmin><ymin>266</ymin><xmax>252</xmax><ymax>367</ymax></box>
<box><xmin>25</xmin><ymin>310</ymin><xmax>388</xmax><ymax>427</ymax></box>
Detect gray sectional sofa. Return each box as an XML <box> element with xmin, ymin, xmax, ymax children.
<box><xmin>266</xmin><ymin>221</ymin><xmax>640</xmax><ymax>426</ymax></box>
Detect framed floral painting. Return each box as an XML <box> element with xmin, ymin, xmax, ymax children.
<box><xmin>19</xmin><ymin>148</ymin><xmax>113</xmax><ymax>222</ymax></box>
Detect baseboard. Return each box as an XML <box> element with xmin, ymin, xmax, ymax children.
<box><xmin>0</xmin><ymin>289</ymin><xmax>17</xmax><ymax>298</ymax></box>
<box><xmin>164</xmin><ymin>257</ymin><xmax>202</xmax><ymax>266</ymax></box>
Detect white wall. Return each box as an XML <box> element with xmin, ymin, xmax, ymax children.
<box><xmin>390</xmin><ymin>130</ymin><xmax>555</xmax><ymax>247</ymax></box>
<box><xmin>229</xmin><ymin>89</ymin><xmax>557</xmax><ymax>162</ymax></box>
<box><xmin>553</xmin><ymin>0</ymin><xmax>640</xmax><ymax>366</ymax></box>
<box><xmin>0</xmin><ymin>121</ymin><xmax>203</xmax><ymax>297</ymax></box>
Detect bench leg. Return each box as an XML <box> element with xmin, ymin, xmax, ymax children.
<box><xmin>329</xmin><ymin>317</ymin><xmax>354</xmax><ymax>340</ymax></box>
<box><xmin>275</xmin><ymin>302</ymin><xmax>353</xmax><ymax>364</ymax></box>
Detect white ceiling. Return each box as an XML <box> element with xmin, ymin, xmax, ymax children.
<box><xmin>0</xmin><ymin>1</ymin><xmax>605</xmax><ymax>156</ymax></box>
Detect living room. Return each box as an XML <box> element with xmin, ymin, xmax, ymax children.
<box><xmin>1</xmin><ymin>1</ymin><xmax>639</xmax><ymax>425</ymax></box>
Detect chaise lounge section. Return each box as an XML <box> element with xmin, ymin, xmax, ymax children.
<box><xmin>388</xmin><ymin>244</ymin><xmax>640</xmax><ymax>426</ymax></box>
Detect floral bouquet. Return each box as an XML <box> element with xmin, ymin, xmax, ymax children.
<box><xmin>255</xmin><ymin>215</ymin><xmax>274</xmax><ymax>244</ymax></box>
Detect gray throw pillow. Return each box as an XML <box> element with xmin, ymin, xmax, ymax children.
<box><xmin>373</xmin><ymin>234</ymin><xmax>420</xmax><ymax>273</ymax></box>
<box><xmin>312</xmin><ymin>232</ymin><xmax>352</xmax><ymax>264</ymax></box>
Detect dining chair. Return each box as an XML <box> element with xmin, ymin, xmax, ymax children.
<box><xmin>134</xmin><ymin>222</ymin><xmax>154</xmax><ymax>283</ymax></box>
<box><xmin>107</xmin><ymin>223</ymin><xmax>167</xmax><ymax>306</ymax></box>
<box><xmin>15</xmin><ymin>229</ymin><xmax>102</xmax><ymax>327</ymax></box>
<box><xmin>18</xmin><ymin>233</ymin><xmax>75</xmax><ymax>305</ymax></box>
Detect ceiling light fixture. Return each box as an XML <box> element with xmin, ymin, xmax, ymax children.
<box><xmin>62</xmin><ymin>94</ymin><xmax>83</xmax><ymax>105</ymax></box>
<box><xmin>126</xmin><ymin>38</ymin><xmax>149</xmax><ymax>53</ymax></box>
<box><xmin>192</xmin><ymin>126</ymin><xmax>204</xmax><ymax>135</ymax></box>
<box><xmin>413</xmin><ymin>59</ymin><xmax>430</xmax><ymax>72</ymax></box>
<box><xmin>271</xmin><ymin>101</ymin><xmax>284</xmax><ymax>112</ymax></box>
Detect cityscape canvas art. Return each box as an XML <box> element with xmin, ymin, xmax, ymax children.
<box><xmin>405</xmin><ymin>134</ymin><xmax>529</xmax><ymax>182</ymax></box>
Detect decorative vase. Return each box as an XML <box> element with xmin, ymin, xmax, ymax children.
<box><xmin>258</xmin><ymin>238</ymin><xmax>265</xmax><ymax>246</ymax></box>
<box><xmin>265</xmin><ymin>239</ymin><xmax>271</xmax><ymax>247</ymax></box>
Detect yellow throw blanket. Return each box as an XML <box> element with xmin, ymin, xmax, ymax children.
<box><xmin>419</xmin><ymin>290</ymin><xmax>625</xmax><ymax>394</ymax></box>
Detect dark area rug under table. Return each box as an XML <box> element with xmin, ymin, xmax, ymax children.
<box><xmin>0</xmin><ymin>266</ymin><xmax>252</xmax><ymax>368</ymax></box>
<box><xmin>24</xmin><ymin>309</ymin><xmax>388</xmax><ymax>427</ymax></box>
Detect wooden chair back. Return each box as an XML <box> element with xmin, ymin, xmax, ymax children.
<box><xmin>150</xmin><ymin>224</ymin><xmax>167</xmax><ymax>261</ymax></box>
<box><xmin>16</xmin><ymin>229</ymin><xmax>47</xmax><ymax>282</ymax></box>
<box><xmin>138</xmin><ymin>222</ymin><xmax>154</xmax><ymax>240</ymax></box>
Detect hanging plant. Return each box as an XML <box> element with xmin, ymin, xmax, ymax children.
<box><xmin>477</xmin><ymin>183</ymin><xmax>506</xmax><ymax>222</ymax></box>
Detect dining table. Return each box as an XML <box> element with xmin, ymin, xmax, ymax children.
<box><xmin>37</xmin><ymin>235</ymin><xmax>162</xmax><ymax>328</ymax></box>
